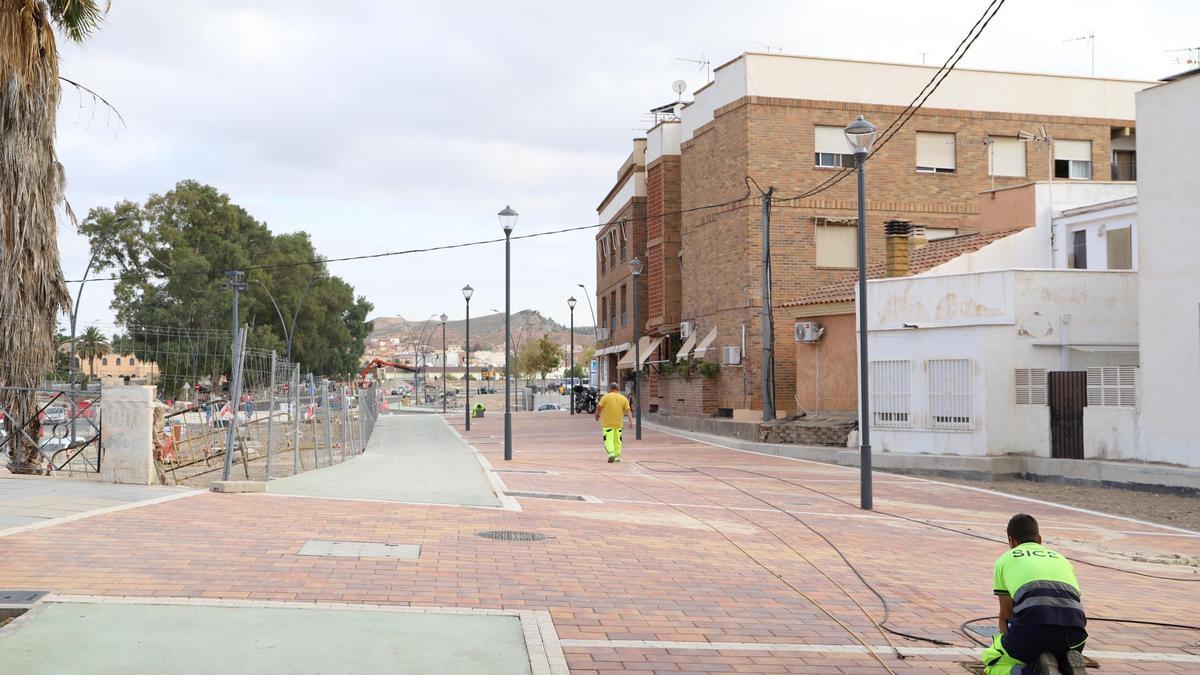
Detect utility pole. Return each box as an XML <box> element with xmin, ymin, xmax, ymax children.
<box><xmin>222</xmin><ymin>270</ymin><xmax>247</xmax><ymax>481</ymax></box>
<box><xmin>761</xmin><ymin>186</ymin><xmax>776</xmax><ymax>422</ymax></box>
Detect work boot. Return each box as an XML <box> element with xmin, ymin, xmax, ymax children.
<box><xmin>1035</xmin><ymin>652</ymin><xmax>1062</xmax><ymax>675</ymax></box>
<box><xmin>607</xmin><ymin>456</ymin><xmax>615</xmax><ymax>463</ymax></box>
<box><xmin>1063</xmin><ymin>650</ymin><xmax>1088</xmax><ymax>674</ymax></box>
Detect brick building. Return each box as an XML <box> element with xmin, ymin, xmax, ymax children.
<box><xmin>594</xmin><ymin>53</ymin><xmax>1151</xmax><ymax>418</ymax></box>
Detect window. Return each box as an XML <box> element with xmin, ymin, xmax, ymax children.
<box><xmin>916</xmin><ymin>132</ymin><xmax>956</xmax><ymax>173</ymax></box>
<box><xmin>130</xmin><ymin>358</ymin><xmax>137</xmax><ymax>366</ymax></box>
<box><xmin>1014</xmin><ymin>368</ymin><xmax>1047</xmax><ymax>405</ymax></box>
<box><xmin>815</xmin><ymin>223</ymin><xmax>857</xmax><ymax>268</ymax></box>
<box><xmin>1112</xmin><ymin>150</ymin><xmax>1136</xmax><ymax>181</ymax></box>
<box><xmin>101</xmin><ymin>357</ymin><xmax>108</xmax><ymax>366</ymax></box>
<box><xmin>599</xmin><ymin>242</ymin><xmax>606</xmax><ymax>274</ymax></box>
<box><xmin>814</xmin><ymin>125</ymin><xmax>854</xmax><ymax>168</ymax></box>
<box><xmin>608</xmin><ymin>230</ymin><xmax>617</xmax><ymax>262</ymax></box>
<box><xmin>871</xmin><ymin>360</ymin><xmax>911</xmax><ymax>426</ymax></box>
<box><xmin>619</xmin><ymin>284</ymin><xmax>627</xmax><ymax>327</ymax></box>
<box><xmin>115</xmin><ymin>357</ymin><xmax>122</xmax><ymax>366</ymax></box>
<box><xmin>600</xmin><ymin>296</ymin><xmax>608</xmax><ymax>328</ymax></box>
<box><xmin>1069</xmin><ymin>230</ymin><xmax>1088</xmax><ymax>269</ymax></box>
<box><xmin>619</xmin><ymin>225</ymin><xmax>627</xmax><ymax>261</ymax></box>
<box><xmin>988</xmin><ymin>136</ymin><xmax>1026</xmax><ymax>177</ymax></box>
<box><xmin>928</xmin><ymin>359</ymin><xmax>972</xmax><ymax>429</ymax></box>
<box><xmin>1054</xmin><ymin>140</ymin><xmax>1092</xmax><ymax>179</ymax></box>
<box><xmin>1087</xmin><ymin>366</ymin><xmax>1135</xmax><ymax>407</ymax></box>
<box><xmin>609</xmin><ymin>291</ymin><xmax>616</xmax><ymax>329</ymax></box>
<box><xmin>1106</xmin><ymin>227</ymin><xmax>1132</xmax><ymax>270</ymax></box>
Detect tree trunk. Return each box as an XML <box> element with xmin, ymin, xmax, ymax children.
<box><xmin>0</xmin><ymin>1</ymin><xmax>73</xmax><ymax>474</ymax></box>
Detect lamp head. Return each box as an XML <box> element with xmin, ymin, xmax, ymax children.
<box><xmin>462</xmin><ymin>284</ymin><xmax>474</xmax><ymax>301</ymax></box>
<box><xmin>844</xmin><ymin>114</ymin><xmax>877</xmax><ymax>156</ymax></box>
<box><xmin>629</xmin><ymin>257</ymin><xmax>644</xmax><ymax>276</ymax></box>
<box><xmin>440</xmin><ymin>313</ymin><xmax>447</xmax><ymax>323</ymax></box>
<box><xmin>498</xmin><ymin>205</ymin><xmax>518</xmax><ymax>234</ymax></box>
<box><xmin>568</xmin><ymin>296</ymin><xmax>577</xmax><ymax>310</ymax></box>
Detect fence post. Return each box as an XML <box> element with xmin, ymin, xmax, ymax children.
<box><xmin>292</xmin><ymin>366</ymin><xmax>301</xmax><ymax>475</ymax></box>
<box><xmin>266</xmin><ymin>351</ymin><xmax>277</xmax><ymax>480</ymax></box>
<box><xmin>322</xmin><ymin>380</ymin><xmax>333</xmax><ymax>466</ymax></box>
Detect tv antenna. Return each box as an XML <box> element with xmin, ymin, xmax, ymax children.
<box><xmin>676</xmin><ymin>54</ymin><xmax>711</xmax><ymax>83</ymax></box>
<box><xmin>1165</xmin><ymin>46</ymin><xmax>1200</xmax><ymax>66</ymax></box>
<box><xmin>1063</xmin><ymin>31</ymin><xmax>1095</xmax><ymax>76</ymax></box>
<box><xmin>751</xmin><ymin>41</ymin><xmax>783</xmax><ymax>54</ymax></box>
<box><xmin>1018</xmin><ymin>126</ymin><xmax>1055</xmax><ymax>182</ymax></box>
<box><xmin>919</xmin><ymin>51</ymin><xmax>931</xmax><ymax>66</ymax></box>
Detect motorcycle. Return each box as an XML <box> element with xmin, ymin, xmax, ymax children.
<box><xmin>572</xmin><ymin>385</ymin><xmax>598</xmax><ymax>414</ymax></box>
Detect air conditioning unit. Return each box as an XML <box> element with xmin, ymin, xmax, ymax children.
<box><xmin>680</xmin><ymin>321</ymin><xmax>693</xmax><ymax>339</ymax></box>
<box><xmin>721</xmin><ymin>346</ymin><xmax>742</xmax><ymax>365</ymax></box>
<box><xmin>795</xmin><ymin>321</ymin><xmax>826</xmax><ymax>343</ymax></box>
<box><xmin>596</xmin><ymin>327</ymin><xmax>610</xmax><ymax>341</ymax></box>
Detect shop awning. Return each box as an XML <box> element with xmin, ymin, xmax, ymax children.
<box><xmin>617</xmin><ymin>336</ymin><xmax>662</xmax><ymax>369</ymax></box>
<box><xmin>676</xmin><ymin>333</ymin><xmax>697</xmax><ymax>360</ymax></box>
<box><xmin>692</xmin><ymin>328</ymin><xmax>718</xmax><ymax>360</ymax></box>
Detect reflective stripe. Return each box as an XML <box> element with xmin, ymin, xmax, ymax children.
<box><xmin>1014</xmin><ymin>580</ymin><xmax>1080</xmax><ymax>605</ymax></box>
<box><xmin>1014</xmin><ymin>596</ymin><xmax>1085</xmax><ymax>613</ymax></box>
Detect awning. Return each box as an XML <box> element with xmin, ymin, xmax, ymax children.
<box><xmin>692</xmin><ymin>328</ymin><xmax>718</xmax><ymax>360</ymax></box>
<box><xmin>676</xmin><ymin>333</ymin><xmax>697</xmax><ymax>360</ymax></box>
<box><xmin>595</xmin><ymin>341</ymin><xmax>632</xmax><ymax>357</ymax></box>
<box><xmin>617</xmin><ymin>336</ymin><xmax>662</xmax><ymax>369</ymax></box>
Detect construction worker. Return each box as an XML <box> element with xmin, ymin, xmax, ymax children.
<box><xmin>594</xmin><ymin>381</ymin><xmax>632</xmax><ymax>463</ymax></box>
<box><xmin>982</xmin><ymin>513</ymin><xmax>1088</xmax><ymax>675</ymax></box>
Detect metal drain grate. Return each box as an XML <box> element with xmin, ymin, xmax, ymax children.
<box><xmin>0</xmin><ymin>590</ymin><xmax>48</xmax><ymax>605</ymax></box>
<box><xmin>476</xmin><ymin>530</ymin><xmax>550</xmax><ymax>542</ymax></box>
<box><xmin>505</xmin><ymin>491</ymin><xmax>584</xmax><ymax>501</ymax></box>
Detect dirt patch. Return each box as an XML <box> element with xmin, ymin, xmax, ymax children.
<box><xmin>940</xmin><ymin>477</ymin><xmax>1200</xmax><ymax>532</ymax></box>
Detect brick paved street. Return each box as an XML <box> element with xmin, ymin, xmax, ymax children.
<box><xmin>1</xmin><ymin>412</ymin><xmax>1198</xmax><ymax>673</ymax></box>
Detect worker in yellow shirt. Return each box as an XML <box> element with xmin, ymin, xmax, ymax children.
<box><xmin>594</xmin><ymin>382</ymin><xmax>633</xmax><ymax>463</ymax></box>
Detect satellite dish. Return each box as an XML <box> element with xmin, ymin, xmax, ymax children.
<box><xmin>672</xmin><ymin>79</ymin><xmax>687</xmax><ymax>96</ymax></box>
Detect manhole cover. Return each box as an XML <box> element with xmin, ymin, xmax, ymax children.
<box><xmin>476</xmin><ymin>530</ymin><xmax>549</xmax><ymax>542</ymax></box>
<box><xmin>963</xmin><ymin>621</ymin><xmax>999</xmax><ymax>638</ymax></box>
<box><xmin>0</xmin><ymin>590</ymin><xmax>48</xmax><ymax>605</ymax></box>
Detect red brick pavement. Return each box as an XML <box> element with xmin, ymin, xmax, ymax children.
<box><xmin>1</xmin><ymin>412</ymin><xmax>1197</xmax><ymax>674</ymax></box>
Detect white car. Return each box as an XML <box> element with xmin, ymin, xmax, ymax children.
<box><xmin>535</xmin><ymin>403</ymin><xmax>564</xmax><ymax>412</ymax></box>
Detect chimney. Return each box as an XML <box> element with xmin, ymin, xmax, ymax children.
<box><xmin>884</xmin><ymin>220</ymin><xmax>912</xmax><ymax>278</ymax></box>
<box><xmin>910</xmin><ymin>223</ymin><xmax>928</xmax><ymax>249</ymax></box>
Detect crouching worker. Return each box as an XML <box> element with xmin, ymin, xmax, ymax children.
<box><xmin>982</xmin><ymin>513</ymin><xmax>1088</xmax><ymax>675</ymax></box>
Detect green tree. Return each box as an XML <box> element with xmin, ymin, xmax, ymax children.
<box><xmin>518</xmin><ymin>334</ymin><xmax>562</xmax><ymax>380</ymax></box>
<box><xmin>1</xmin><ymin>0</ymin><xmax>110</xmax><ymax>473</ymax></box>
<box><xmin>76</xmin><ymin>326</ymin><xmax>110</xmax><ymax>380</ymax></box>
<box><xmin>79</xmin><ymin>181</ymin><xmax>373</xmax><ymax>397</ymax></box>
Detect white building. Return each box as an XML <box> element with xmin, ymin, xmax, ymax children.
<box><xmin>1135</xmin><ymin>68</ymin><xmax>1200</xmax><ymax>468</ymax></box>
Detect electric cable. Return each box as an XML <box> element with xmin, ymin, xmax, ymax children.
<box><xmin>958</xmin><ymin>615</ymin><xmax>1200</xmax><ymax>648</ymax></box>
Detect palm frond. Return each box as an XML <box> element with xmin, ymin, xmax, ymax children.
<box><xmin>46</xmin><ymin>0</ymin><xmax>109</xmax><ymax>43</ymax></box>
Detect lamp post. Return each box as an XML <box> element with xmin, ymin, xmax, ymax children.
<box><xmin>568</xmin><ymin>296</ymin><xmax>577</xmax><ymax>415</ymax></box>
<box><xmin>440</xmin><ymin>313</ymin><xmax>448</xmax><ymax>414</ymax></box>
<box><xmin>845</xmin><ymin>114</ymin><xmax>878</xmax><ymax>511</ymax></box>
<box><xmin>463</xmin><ymin>285</ymin><xmax>473</xmax><ymax>430</ymax></box>
<box><xmin>629</xmin><ymin>257</ymin><xmax>644</xmax><ymax>440</ymax></box>
<box><xmin>68</xmin><ymin>251</ymin><xmax>99</xmax><ymax>441</ymax></box>
<box><xmin>575</xmin><ymin>284</ymin><xmax>597</xmax><ymax>327</ymax></box>
<box><xmin>499</xmin><ymin>205</ymin><xmax>518</xmax><ymax>461</ymax></box>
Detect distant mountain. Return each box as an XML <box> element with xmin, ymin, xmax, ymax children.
<box><xmin>369</xmin><ymin>310</ymin><xmax>594</xmax><ymax>351</ymax></box>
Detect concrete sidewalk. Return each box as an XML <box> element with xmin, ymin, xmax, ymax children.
<box><xmin>267</xmin><ymin>414</ymin><xmax>501</xmax><ymax>507</ymax></box>
<box><xmin>0</xmin><ymin>475</ymin><xmax>190</xmax><ymax>533</ymax></box>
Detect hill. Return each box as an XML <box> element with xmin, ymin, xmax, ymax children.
<box><xmin>369</xmin><ymin>310</ymin><xmax>594</xmax><ymax>351</ymax></box>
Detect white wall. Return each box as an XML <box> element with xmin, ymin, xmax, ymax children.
<box><xmin>923</xmin><ymin>229</ymin><xmax>1050</xmax><ymax>275</ymax></box>
<box><xmin>1136</xmin><ymin>74</ymin><xmax>1200</xmax><ymax>468</ymax></box>
<box><xmin>1052</xmin><ymin>201</ymin><xmax>1137</xmax><ymax>270</ymax></box>
<box><xmin>646</xmin><ymin>121</ymin><xmax>681</xmax><ymax>164</ymax></box>
<box><xmin>598</xmin><ymin>172</ymin><xmax>646</xmax><ymax>224</ymax></box>
<box><xmin>681</xmin><ymin>53</ymin><xmax>1151</xmax><ymax>142</ymax></box>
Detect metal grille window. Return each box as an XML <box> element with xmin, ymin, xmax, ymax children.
<box><xmin>928</xmin><ymin>359</ymin><xmax>973</xmax><ymax>429</ymax></box>
<box><xmin>1087</xmin><ymin>366</ymin><xmax>1135</xmax><ymax>407</ymax></box>
<box><xmin>871</xmin><ymin>360</ymin><xmax>911</xmax><ymax>427</ymax></box>
<box><xmin>1014</xmin><ymin>368</ymin><xmax>1047</xmax><ymax>405</ymax></box>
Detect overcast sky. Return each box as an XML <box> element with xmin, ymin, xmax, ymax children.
<box><xmin>55</xmin><ymin>0</ymin><xmax>1198</xmax><ymax>331</ymax></box>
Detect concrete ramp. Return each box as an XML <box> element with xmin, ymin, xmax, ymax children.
<box><xmin>268</xmin><ymin>414</ymin><xmax>500</xmax><ymax>507</ymax></box>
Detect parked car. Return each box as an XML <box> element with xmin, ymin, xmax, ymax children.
<box><xmin>43</xmin><ymin>405</ymin><xmax>67</xmax><ymax>424</ymax></box>
<box><xmin>535</xmin><ymin>403</ymin><xmax>564</xmax><ymax>412</ymax></box>
<box><xmin>477</xmin><ymin>385</ymin><xmax>497</xmax><ymax>394</ymax></box>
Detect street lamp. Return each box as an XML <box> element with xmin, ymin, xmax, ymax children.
<box><xmin>575</xmin><ymin>284</ymin><xmax>597</xmax><ymax>327</ymax></box>
<box><xmin>629</xmin><ymin>257</ymin><xmax>644</xmax><ymax>440</ymax></box>
<box><xmin>440</xmin><ymin>313</ymin><xmax>448</xmax><ymax>414</ymax></box>
<box><xmin>845</xmin><ymin>114</ymin><xmax>878</xmax><ymax>511</ymax></box>
<box><xmin>568</xmin><ymin>296</ymin><xmax>577</xmax><ymax>415</ymax></box>
<box><xmin>499</xmin><ymin>205</ymin><xmax>518</xmax><ymax>461</ymax></box>
<box><xmin>463</xmin><ymin>284</ymin><xmax>473</xmax><ymax>430</ymax></box>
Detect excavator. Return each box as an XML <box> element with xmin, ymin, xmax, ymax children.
<box><xmin>357</xmin><ymin>358</ymin><xmax>416</xmax><ymax>387</ymax></box>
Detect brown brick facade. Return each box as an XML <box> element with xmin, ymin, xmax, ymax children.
<box><xmin>652</xmin><ymin>373</ymin><xmax>718</xmax><ymax>417</ymax></box>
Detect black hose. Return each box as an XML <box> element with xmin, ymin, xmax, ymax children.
<box><xmin>959</xmin><ymin>615</ymin><xmax>1200</xmax><ymax>648</ymax></box>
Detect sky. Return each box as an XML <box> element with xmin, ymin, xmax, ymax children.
<box><xmin>55</xmin><ymin>0</ymin><xmax>1199</xmax><ymax>331</ymax></box>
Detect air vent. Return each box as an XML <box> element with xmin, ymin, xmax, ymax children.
<box><xmin>476</xmin><ymin>530</ymin><xmax>550</xmax><ymax>542</ymax></box>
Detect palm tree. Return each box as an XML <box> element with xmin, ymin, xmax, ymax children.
<box><xmin>76</xmin><ymin>326</ymin><xmax>110</xmax><ymax>380</ymax></box>
<box><xmin>0</xmin><ymin>1</ymin><xmax>110</xmax><ymax>473</ymax></box>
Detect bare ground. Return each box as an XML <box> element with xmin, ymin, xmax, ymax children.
<box><xmin>938</xmin><ymin>476</ymin><xmax>1200</xmax><ymax>532</ymax></box>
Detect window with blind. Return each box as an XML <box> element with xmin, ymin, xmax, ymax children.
<box><xmin>815</xmin><ymin>224</ymin><xmax>857</xmax><ymax>268</ymax></box>
<box><xmin>598</xmin><ymin>242</ymin><xmax>606</xmax><ymax>273</ymax></box>
<box><xmin>619</xmin><ymin>284</ymin><xmax>627</xmax><ymax>327</ymax></box>
<box><xmin>1014</xmin><ymin>368</ymin><xmax>1047</xmax><ymax>405</ymax></box>
<box><xmin>1054</xmin><ymin>139</ymin><xmax>1092</xmax><ymax>179</ymax></box>
<box><xmin>871</xmin><ymin>360</ymin><xmax>911</xmax><ymax>426</ymax></box>
<box><xmin>916</xmin><ymin>132</ymin><xmax>956</xmax><ymax>173</ymax></box>
<box><xmin>814</xmin><ymin>126</ymin><xmax>855</xmax><ymax>168</ymax></box>
<box><xmin>988</xmin><ymin>136</ymin><xmax>1026</xmax><ymax>177</ymax></box>
<box><xmin>928</xmin><ymin>359</ymin><xmax>972</xmax><ymax>429</ymax></box>
<box><xmin>1106</xmin><ymin>227</ymin><xmax>1133</xmax><ymax>270</ymax></box>
<box><xmin>1087</xmin><ymin>366</ymin><xmax>1135</xmax><ymax>407</ymax></box>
